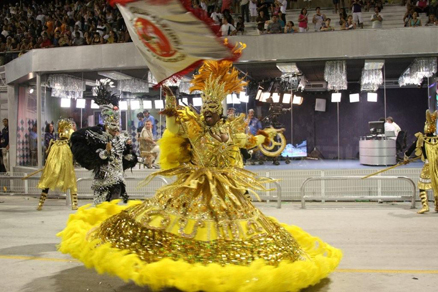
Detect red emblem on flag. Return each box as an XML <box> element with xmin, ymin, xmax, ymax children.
<box><xmin>134</xmin><ymin>18</ymin><xmax>176</xmax><ymax>58</ymax></box>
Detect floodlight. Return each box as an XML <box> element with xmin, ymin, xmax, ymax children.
<box><xmin>29</xmin><ymin>88</ymin><xmax>34</xmax><ymax>94</ymax></box>
<box><xmin>91</xmin><ymin>100</ymin><xmax>99</xmax><ymax>109</ymax></box>
<box><xmin>367</xmin><ymin>92</ymin><xmax>378</xmax><ymax>102</ymax></box>
<box><xmin>239</xmin><ymin>92</ymin><xmax>249</xmax><ymax>103</ymax></box>
<box><xmin>261</xmin><ymin>92</ymin><xmax>271</xmax><ymax>102</ymax></box>
<box><xmin>119</xmin><ymin>100</ymin><xmax>128</xmax><ymax>110</ymax></box>
<box><xmin>154</xmin><ymin>100</ymin><xmax>164</xmax><ymax>109</ymax></box>
<box><xmin>272</xmin><ymin>93</ymin><xmax>280</xmax><ymax>103</ymax></box>
<box><xmin>226</xmin><ymin>94</ymin><xmax>233</xmax><ymax>104</ymax></box>
<box><xmin>255</xmin><ymin>89</ymin><xmax>263</xmax><ymax>101</ymax></box>
<box><xmin>76</xmin><ymin>99</ymin><xmax>86</xmax><ymax>109</ymax></box>
<box><xmin>143</xmin><ymin>100</ymin><xmax>152</xmax><ymax>109</ymax></box>
<box><xmin>193</xmin><ymin>97</ymin><xmax>203</xmax><ymax>106</ymax></box>
<box><xmin>292</xmin><ymin>95</ymin><xmax>303</xmax><ymax>105</ymax></box>
<box><xmin>232</xmin><ymin>94</ymin><xmax>241</xmax><ymax>104</ymax></box>
<box><xmin>331</xmin><ymin>92</ymin><xmax>342</xmax><ymax>103</ymax></box>
<box><xmin>60</xmin><ymin>98</ymin><xmax>71</xmax><ymax>108</ymax></box>
<box><xmin>349</xmin><ymin>93</ymin><xmax>360</xmax><ymax>103</ymax></box>
<box><xmin>282</xmin><ymin>93</ymin><xmax>292</xmax><ymax>104</ymax></box>
<box><xmin>130</xmin><ymin>100</ymin><xmax>140</xmax><ymax>110</ymax></box>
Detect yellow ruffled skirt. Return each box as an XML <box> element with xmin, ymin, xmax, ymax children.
<box><xmin>58</xmin><ymin>166</ymin><xmax>342</xmax><ymax>291</ymax></box>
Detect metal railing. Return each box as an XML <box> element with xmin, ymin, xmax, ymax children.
<box><xmin>0</xmin><ymin>174</ymin><xmax>282</xmax><ymax>208</ymax></box>
<box><xmin>300</xmin><ymin>176</ymin><xmax>417</xmax><ymax>209</ymax></box>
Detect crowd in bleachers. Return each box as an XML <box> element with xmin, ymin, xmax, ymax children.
<box><xmin>0</xmin><ymin>0</ymin><xmax>131</xmax><ymax>57</ymax></box>
<box><xmin>1</xmin><ymin>0</ymin><xmax>437</xmax><ymax>58</ymax></box>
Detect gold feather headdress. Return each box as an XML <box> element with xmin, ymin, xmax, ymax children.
<box><xmin>189</xmin><ymin>42</ymin><xmax>248</xmax><ymax>114</ymax></box>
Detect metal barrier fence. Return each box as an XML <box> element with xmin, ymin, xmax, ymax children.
<box><xmin>300</xmin><ymin>176</ymin><xmax>417</xmax><ymax>209</ymax></box>
<box><xmin>0</xmin><ymin>173</ymin><xmax>283</xmax><ymax>209</ymax></box>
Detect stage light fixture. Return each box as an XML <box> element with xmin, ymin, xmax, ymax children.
<box><xmin>349</xmin><ymin>93</ymin><xmax>360</xmax><ymax>103</ymax></box>
<box><xmin>60</xmin><ymin>98</ymin><xmax>71</xmax><ymax>108</ymax></box>
<box><xmin>367</xmin><ymin>92</ymin><xmax>378</xmax><ymax>102</ymax></box>
<box><xmin>272</xmin><ymin>93</ymin><xmax>280</xmax><ymax>103</ymax></box>
<box><xmin>276</xmin><ymin>63</ymin><xmax>300</xmax><ymax>74</ymax></box>
<box><xmin>130</xmin><ymin>100</ymin><xmax>140</xmax><ymax>110</ymax></box>
<box><xmin>154</xmin><ymin>100</ymin><xmax>164</xmax><ymax>109</ymax></box>
<box><xmin>91</xmin><ymin>100</ymin><xmax>99</xmax><ymax>109</ymax></box>
<box><xmin>29</xmin><ymin>88</ymin><xmax>34</xmax><ymax>94</ymax></box>
<box><xmin>226</xmin><ymin>94</ymin><xmax>233</xmax><ymax>104</ymax></box>
<box><xmin>331</xmin><ymin>92</ymin><xmax>342</xmax><ymax>103</ymax></box>
<box><xmin>261</xmin><ymin>92</ymin><xmax>271</xmax><ymax>102</ymax></box>
<box><xmin>76</xmin><ymin>99</ymin><xmax>86</xmax><ymax>109</ymax></box>
<box><xmin>256</xmin><ymin>89</ymin><xmax>263</xmax><ymax>101</ymax></box>
<box><xmin>178</xmin><ymin>98</ymin><xmax>188</xmax><ymax>106</ymax></box>
<box><xmin>119</xmin><ymin>100</ymin><xmax>128</xmax><ymax>110</ymax></box>
<box><xmin>239</xmin><ymin>92</ymin><xmax>249</xmax><ymax>103</ymax></box>
<box><xmin>232</xmin><ymin>94</ymin><xmax>241</xmax><ymax>104</ymax></box>
<box><xmin>282</xmin><ymin>93</ymin><xmax>292</xmax><ymax>104</ymax></box>
<box><xmin>193</xmin><ymin>97</ymin><xmax>203</xmax><ymax>106</ymax></box>
<box><xmin>364</xmin><ymin>60</ymin><xmax>385</xmax><ymax>70</ymax></box>
<box><xmin>143</xmin><ymin>100</ymin><xmax>152</xmax><ymax>109</ymax></box>
<box><xmin>292</xmin><ymin>95</ymin><xmax>303</xmax><ymax>105</ymax></box>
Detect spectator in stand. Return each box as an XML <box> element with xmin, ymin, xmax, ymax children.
<box><xmin>250</xmin><ymin>0</ymin><xmax>258</xmax><ymax>22</ymax></box>
<box><xmin>210</xmin><ymin>7</ymin><xmax>223</xmax><ymax>25</ymax></box>
<box><xmin>277</xmin><ymin>12</ymin><xmax>286</xmax><ymax>28</ymax></box>
<box><xmin>342</xmin><ymin>15</ymin><xmax>357</xmax><ymax>29</ymax></box>
<box><xmin>241</xmin><ymin>0</ymin><xmax>250</xmax><ymax>23</ymax></box>
<box><xmin>53</xmin><ymin>31</ymin><xmax>61</xmax><ymax>46</ymax></box>
<box><xmin>320</xmin><ymin>18</ymin><xmax>335</xmax><ymax>31</ymax></box>
<box><xmin>222</xmin><ymin>9</ymin><xmax>235</xmax><ymax>25</ymax></box>
<box><xmin>404</xmin><ymin>4</ymin><xmax>415</xmax><ymax>27</ymax></box>
<box><xmin>220</xmin><ymin>17</ymin><xmax>237</xmax><ymax>36</ymax></box>
<box><xmin>257</xmin><ymin>0</ymin><xmax>271</xmax><ymax>21</ymax></box>
<box><xmin>207</xmin><ymin>0</ymin><xmax>217</xmax><ymax>16</ymax></box>
<box><xmin>312</xmin><ymin>7</ymin><xmax>326</xmax><ymax>31</ymax></box>
<box><xmin>72</xmin><ymin>31</ymin><xmax>85</xmax><ymax>46</ymax></box>
<box><xmin>339</xmin><ymin>8</ymin><xmax>348</xmax><ymax>26</ymax></box>
<box><xmin>370</xmin><ymin>7</ymin><xmax>383</xmax><ymax>29</ymax></box>
<box><xmin>256</xmin><ymin>10</ymin><xmax>266</xmax><ymax>34</ymax></box>
<box><xmin>351</xmin><ymin>0</ymin><xmax>364</xmax><ymax>29</ymax></box>
<box><xmin>409</xmin><ymin>11</ymin><xmax>422</xmax><ymax>26</ymax></box>
<box><xmin>278</xmin><ymin>0</ymin><xmax>287</xmax><ymax>23</ymax></box>
<box><xmin>414</xmin><ymin>0</ymin><xmax>430</xmax><ymax>15</ymax></box>
<box><xmin>40</xmin><ymin>33</ymin><xmax>52</xmax><ymax>48</ymax></box>
<box><xmin>58</xmin><ymin>33</ymin><xmax>71</xmax><ymax>47</ymax></box>
<box><xmin>236</xmin><ymin>16</ymin><xmax>245</xmax><ymax>34</ymax></box>
<box><xmin>425</xmin><ymin>14</ymin><xmax>438</xmax><ymax>25</ymax></box>
<box><xmin>91</xmin><ymin>31</ymin><xmax>103</xmax><ymax>44</ymax></box>
<box><xmin>267</xmin><ymin>14</ymin><xmax>282</xmax><ymax>33</ymax></box>
<box><xmin>298</xmin><ymin>8</ymin><xmax>308</xmax><ymax>32</ymax></box>
<box><xmin>333</xmin><ymin>0</ymin><xmax>340</xmax><ymax>14</ymax></box>
<box><xmin>284</xmin><ymin>21</ymin><xmax>298</xmax><ymax>33</ymax></box>
<box><xmin>104</xmin><ymin>30</ymin><xmax>118</xmax><ymax>44</ymax></box>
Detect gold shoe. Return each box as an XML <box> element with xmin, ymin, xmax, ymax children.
<box><xmin>36</xmin><ymin>192</ymin><xmax>48</xmax><ymax>211</ymax></box>
<box><xmin>71</xmin><ymin>193</ymin><xmax>78</xmax><ymax>210</ymax></box>
<box><xmin>417</xmin><ymin>191</ymin><xmax>430</xmax><ymax>214</ymax></box>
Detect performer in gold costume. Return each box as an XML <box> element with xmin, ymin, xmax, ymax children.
<box><xmin>36</xmin><ymin>119</ymin><xmax>77</xmax><ymax>211</ymax></box>
<box><xmin>405</xmin><ymin>110</ymin><xmax>438</xmax><ymax>214</ymax></box>
<box><xmin>58</xmin><ymin>57</ymin><xmax>341</xmax><ymax>291</ymax></box>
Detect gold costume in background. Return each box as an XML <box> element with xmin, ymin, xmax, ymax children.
<box><xmin>36</xmin><ymin>120</ymin><xmax>77</xmax><ymax>211</ymax></box>
<box><xmin>406</xmin><ymin>110</ymin><xmax>438</xmax><ymax>214</ymax></box>
<box><xmin>58</xmin><ymin>54</ymin><xmax>341</xmax><ymax>291</ymax></box>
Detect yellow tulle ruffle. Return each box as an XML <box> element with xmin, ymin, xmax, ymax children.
<box><xmin>58</xmin><ymin>201</ymin><xmax>342</xmax><ymax>292</ymax></box>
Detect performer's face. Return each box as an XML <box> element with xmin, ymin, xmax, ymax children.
<box><xmin>204</xmin><ymin>110</ymin><xmax>220</xmax><ymax>127</ymax></box>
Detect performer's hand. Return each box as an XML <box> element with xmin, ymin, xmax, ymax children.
<box><xmin>403</xmin><ymin>154</ymin><xmax>410</xmax><ymax>165</ymax></box>
<box><xmin>106</xmin><ymin>142</ymin><xmax>112</xmax><ymax>153</ymax></box>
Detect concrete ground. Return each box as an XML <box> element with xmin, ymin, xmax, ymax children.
<box><xmin>0</xmin><ymin>196</ymin><xmax>437</xmax><ymax>292</ymax></box>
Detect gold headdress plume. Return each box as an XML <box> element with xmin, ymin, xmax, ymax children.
<box><xmin>189</xmin><ymin>42</ymin><xmax>248</xmax><ymax>113</ymax></box>
<box><xmin>425</xmin><ymin>109</ymin><xmax>438</xmax><ymax>134</ymax></box>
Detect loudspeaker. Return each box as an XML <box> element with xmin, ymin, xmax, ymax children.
<box><xmin>315</xmin><ymin>98</ymin><xmax>326</xmax><ymax>112</ymax></box>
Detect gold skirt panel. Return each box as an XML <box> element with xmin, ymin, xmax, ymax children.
<box><xmin>92</xmin><ymin>165</ymin><xmax>305</xmax><ymax>266</ymax></box>
<box><xmin>418</xmin><ymin>163</ymin><xmax>432</xmax><ymax>190</ymax></box>
<box><xmin>93</xmin><ymin>202</ymin><xmax>304</xmax><ymax>266</ymax></box>
<box><xmin>38</xmin><ymin>140</ymin><xmax>77</xmax><ymax>193</ymax></box>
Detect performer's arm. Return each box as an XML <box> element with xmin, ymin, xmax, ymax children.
<box><xmin>161</xmin><ymin>85</ymin><xmax>182</xmax><ymax>134</ymax></box>
<box><xmin>234</xmin><ymin>128</ymin><xmax>278</xmax><ymax>149</ymax></box>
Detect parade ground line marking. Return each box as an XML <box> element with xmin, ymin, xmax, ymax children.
<box><xmin>1</xmin><ymin>255</ymin><xmax>438</xmax><ymax>274</ymax></box>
